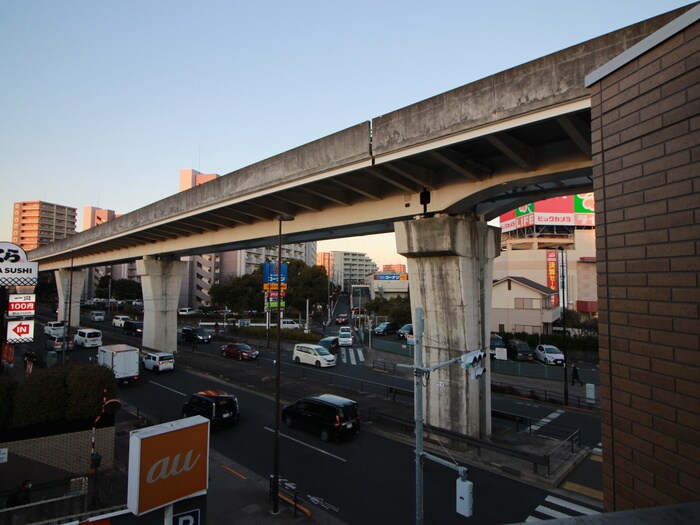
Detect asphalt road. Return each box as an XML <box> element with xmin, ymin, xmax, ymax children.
<box><xmin>16</xmin><ymin>307</ymin><xmax>603</xmax><ymax>523</ymax></box>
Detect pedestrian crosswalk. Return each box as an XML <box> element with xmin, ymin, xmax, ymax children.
<box><xmin>525</xmin><ymin>494</ymin><xmax>600</xmax><ymax>521</ymax></box>
<box><xmin>337</xmin><ymin>346</ymin><xmax>366</xmax><ymax>365</ymax></box>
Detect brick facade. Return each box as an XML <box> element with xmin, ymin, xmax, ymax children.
<box><xmin>590</xmin><ymin>14</ymin><xmax>700</xmax><ymax>511</ymax></box>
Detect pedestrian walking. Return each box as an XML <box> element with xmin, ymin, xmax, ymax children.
<box><xmin>571</xmin><ymin>363</ymin><xmax>584</xmax><ymax>386</ymax></box>
<box><xmin>6</xmin><ymin>480</ymin><xmax>32</xmax><ymax>508</ymax></box>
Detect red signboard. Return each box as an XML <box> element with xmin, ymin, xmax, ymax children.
<box><xmin>7</xmin><ymin>294</ymin><xmax>36</xmax><ymax>317</ymax></box>
<box><xmin>500</xmin><ymin>195</ymin><xmax>595</xmax><ymax>233</ymax></box>
<box><xmin>546</xmin><ymin>251</ymin><xmax>559</xmax><ymax>307</ymax></box>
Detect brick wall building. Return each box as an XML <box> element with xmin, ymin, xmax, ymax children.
<box><xmin>586</xmin><ymin>5</ymin><xmax>700</xmax><ymax>511</ymax></box>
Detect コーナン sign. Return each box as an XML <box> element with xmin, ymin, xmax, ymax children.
<box><xmin>127</xmin><ymin>416</ymin><xmax>209</xmax><ymax>515</ymax></box>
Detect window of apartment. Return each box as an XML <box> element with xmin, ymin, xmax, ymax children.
<box><xmin>514</xmin><ymin>298</ymin><xmax>541</xmax><ymax>309</ymax></box>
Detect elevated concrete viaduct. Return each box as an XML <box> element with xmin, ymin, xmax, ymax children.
<box><xmin>26</xmin><ymin>4</ymin><xmax>696</xmax><ymax>448</ymax></box>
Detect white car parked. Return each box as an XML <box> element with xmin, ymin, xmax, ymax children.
<box><xmin>535</xmin><ymin>344</ymin><xmax>565</xmax><ymax>365</ymax></box>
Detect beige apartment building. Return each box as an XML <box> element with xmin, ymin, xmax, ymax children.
<box><xmin>492</xmin><ymin>228</ymin><xmax>597</xmax><ymax>334</ymax></box>
<box><xmin>11</xmin><ymin>201</ymin><xmax>77</xmax><ymax>251</ymax></box>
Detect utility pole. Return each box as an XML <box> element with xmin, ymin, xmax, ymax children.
<box><xmin>399</xmin><ymin>308</ymin><xmax>479</xmax><ymax>523</ymax></box>
<box><xmin>559</xmin><ymin>246</ymin><xmax>569</xmax><ymax>405</ymax></box>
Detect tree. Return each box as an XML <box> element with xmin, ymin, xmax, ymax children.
<box><xmin>365</xmin><ymin>295</ymin><xmax>412</xmax><ymax>326</ymax></box>
<box><xmin>110</xmin><ymin>278</ymin><xmax>142</xmax><ymax>301</ymax></box>
<box><xmin>286</xmin><ymin>261</ymin><xmax>329</xmax><ymax>314</ymax></box>
<box><xmin>218</xmin><ymin>269</ymin><xmax>265</xmax><ymax>315</ymax></box>
<box><xmin>209</xmin><ymin>261</ymin><xmax>331</xmax><ymax>318</ymax></box>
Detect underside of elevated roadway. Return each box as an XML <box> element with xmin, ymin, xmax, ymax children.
<box><xmin>27</xmin><ymin>7</ymin><xmax>688</xmax><ymax>272</ymax></box>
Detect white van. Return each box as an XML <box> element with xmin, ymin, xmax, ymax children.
<box><xmin>178</xmin><ymin>307</ymin><xmax>197</xmax><ymax>316</ymax></box>
<box><xmin>292</xmin><ymin>343</ymin><xmax>336</xmax><ymax>368</ymax></box>
<box><xmin>89</xmin><ymin>311</ymin><xmax>106</xmax><ymax>322</ymax></box>
<box><xmin>74</xmin><ymin>328</ymin><xmax>103</xmax><ymax>348</ymax></box>
<box><xmin>280</xmin><ymin>319</ymin><xmax>301</xmax><ymax>330</ymax></box>
<box><xmin>44</xmin><ymin>321</ymin><xmax>65</xmax><ymax>337</ymax></box>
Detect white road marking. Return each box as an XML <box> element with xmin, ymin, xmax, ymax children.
<box><xmin>149</xmin><ymin>381</ymin><xmax>187</xmax><ymax>396</ymax></box>
<box><xmin>524</xmin><ymin>409</ymin><xmax>564</xmax><ymax>433</ymax></box>
<box><xmin>263</xmin><ymin>427</ymin><xmax>347</xmax><ymax>462</ymax></box>
<box><xmin>545</xmin><ymin>495</ymin><xmax>600</xmax><ymax>515</ymax></box>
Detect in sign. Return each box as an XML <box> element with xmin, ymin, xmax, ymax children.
<box><xmin>12</xmin><ymin>323</ymin><xmax>31</xmax><ymax>336</ymax></box>
<box><xmin>6</xmin><ymin>319</ymin><xmax>34</xmax><ymax>343</ymax></box>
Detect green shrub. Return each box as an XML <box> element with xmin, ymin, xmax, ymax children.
<box><xmin>65</xmin><ymin>365</ymin><xmax>117</xmax><ymax>420</ymax></box>
<box><xmin>7</xmin><ymin>364</ymin><xmax>116</xmax><ymax>430</ymax></box>
<box><xmin>12</xmin><ymin>367</ymin><xmax>68</xmax><ymax>427</ymax></box>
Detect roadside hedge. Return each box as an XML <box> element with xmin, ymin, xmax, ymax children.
<box><xmin>0</xmin><ymin>364</ymin><xmax>117</xmax><ymax>439</ymax></box>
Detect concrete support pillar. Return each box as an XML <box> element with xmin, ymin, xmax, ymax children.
<box><xmin>136</xmin><ymin>256</ymin><xmax>185</xmax><ymax>352</ymax></box>
<box><xmin>395</xmin><ymin>214</ymin><xmax>500</xmax><ymax>438</ymax></box>
<box><xmin>55</xmin><ymin>269</ymin><xmax>86</xmax><ymax>328</ymax></box>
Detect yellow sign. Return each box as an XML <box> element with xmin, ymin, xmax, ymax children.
<box><xmin>263</xmin><ymin>282</ymin><xmax>288</xmax><ymax>291</ymax></box>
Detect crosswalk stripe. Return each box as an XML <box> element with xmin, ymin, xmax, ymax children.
<box><xmin>337</xmin><ymin>347</ymin><xmax>365</xmax><ymax>366</ymax></box>
<box><xmin>534</xmin><ymin>505</ymin><xmax>570</xmax><ymax>519</ymax></box>
<box><xmin>527</xmin><ymin>493</ymin><xmax>601</xmax><ymax>521</ymax></box>
<box><xmin>545</xmin><ymin>495</ymin><xmax>600</xmax><ymax>515</ymax></box>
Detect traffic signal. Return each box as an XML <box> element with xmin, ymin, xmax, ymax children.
<box><xmin>461</xmin><ymin>350</ymin><xmax>486</xmax><ymax>379</ymax></box>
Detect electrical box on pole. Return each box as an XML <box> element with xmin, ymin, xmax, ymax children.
<box><xmin>456</xmin><ymin>477</ymin><xmax>473</xmax><ymax>517</ymax></box>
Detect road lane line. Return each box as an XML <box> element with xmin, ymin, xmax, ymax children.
<box><xmin>222</xmin><ymin>464</ymin><xmax>247</xmax><ymax>480</ymax></box>
<box><xmin>263</xmin><ymin>427</ymin><xmax>347</xmax><ymax>462</ymax></box>
<box><xmin>149</xmin><ymin>380</ymin><xmax>187</xmax><ymax>396</ymax></box>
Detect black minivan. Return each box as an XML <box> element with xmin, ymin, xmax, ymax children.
<box><xmin>182</xmin><ymin>390</ymin><xmax>239</xmax><ymax>430</ymax></box>
<box><xmin>282</xmin><ymin>394</ymin><xmax>360</xmax><ymax>442</ymax></box>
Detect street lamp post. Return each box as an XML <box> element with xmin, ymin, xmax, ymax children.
<box><xmin>559</xmin><ymin>246</ymin><xmax>569</xmax><ymax>405</ymax></box>
<box><xmin>272</xmin><ymin>214</ymin><xmax>294</xmax><ymax>514</ymax></box>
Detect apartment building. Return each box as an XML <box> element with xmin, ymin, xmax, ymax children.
<box><xmin>82</xmin><ymin>206</ymin><xmax>139</xmax><ymax>299</ymax></box>
<box><xmin>179</xmin><ymin>169</ymin><xmax>316</xmax><ymax>308</ymax></box>
<box><xmin>11</xmin><ymin>201</ymin><xmax>77</xmax><ymax>251</ymax></box>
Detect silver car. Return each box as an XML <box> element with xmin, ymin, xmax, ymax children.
<box><xmin>535</xmin><ymin>344</ymin><xmax>565</xmax><ymax>365</ymax></box>
<box><xmin>338</xmin><ymin>327</ymin><xmax>353</xmax><ymax>347</ymax></box>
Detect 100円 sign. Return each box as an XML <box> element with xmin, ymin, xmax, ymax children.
<box><xmin>0</xmin><ymin>242</ymin><xmax>38</xmax><ymax>286</ymax></box>
<box><xmin>7</xmin><ymin>294</ymin><xmax>36</xmax><ymax>317</ymax></box>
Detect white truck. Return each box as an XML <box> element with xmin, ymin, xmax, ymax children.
<box><xmin>97</xmin><ymin>344</ymin><xmax>140</xmax><ymax>384</ymax></box>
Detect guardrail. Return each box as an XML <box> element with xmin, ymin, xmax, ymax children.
<box><xmin>491</xmin><ymin>381</ymin><xmax>599</xmax><ymax>410</ymax></box>
<box><xmin>371</xmin><ymin>412</ymin><xmax>581</xmax><ymax>478</ymax></box>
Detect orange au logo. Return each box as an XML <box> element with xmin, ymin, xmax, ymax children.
<box><xmin>127</xmin><ymin>416</ymin><xmax>210</xmax><ymax>515</ymax></box>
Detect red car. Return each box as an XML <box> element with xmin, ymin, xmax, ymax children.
<box><xmin>221</xmin><ymin>342</ymin><xmax>259</xmax><ymax>361</ymax></box>
<box><xmin>335</xmin><ymin>314</ymin><xmax>349</xmax><ymax>325</ymax></box>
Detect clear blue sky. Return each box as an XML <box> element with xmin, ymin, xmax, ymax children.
<box><xmin>1</xmin><ymin>1</ymin><xmax>693</xmax><ymax>266</ymax></box>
